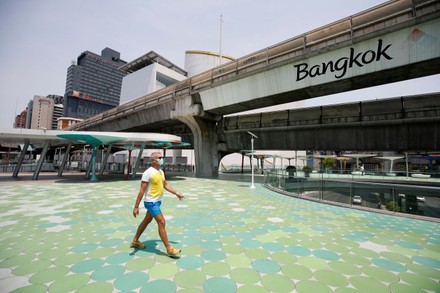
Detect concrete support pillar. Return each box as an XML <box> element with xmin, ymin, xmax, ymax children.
<box><xmin>90</xmin><ymin>146</ymin><xmax>98</xmax><ymax>182</ymax></box>
<box><xmin>12</xmin><ymin>141</ymin><xmax>29</xmax><ymax>178</ymax></box>
<box><xmin>131</xmin><ymin>147</ymin><xmax>144</xmax><ymax>179</ymax></box>
<box><xmin>100</xmin><ymin>144</ymin><xmax>112</xmax><ymax>176</ymax></box>
<box><xmin>171</xmin><ymin>100</ymin><xmax>220</xmax><ymax>177</ymax></box>
<box><xmin>58</xmin><ymin>143</ymin><xmax>72</xmax><ymax>177</ymax></box>
<box><xmin>185</xmin><ymin>116</ymin><xmax>219</xmax><ymax>177</ymax></box>
<box><xmin>33</xmin><ymin>140</ymin><xmax>50</xmax><ymax>180</ymax></box>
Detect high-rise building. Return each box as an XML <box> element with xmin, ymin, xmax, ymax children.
<box><xmin>25</xmin><ymin>94</ymin><xmax>64</xmax><ymax>130</ymax></box>
<box><xmin>14</xmin><ymin>108</ymin><xmax>27</xmax><ymax>128</ymax></box>
<box><xmin>30</xmin><ymin>95</ymin><xmax>54</xmax><ymax>130</ymax></box>
<box><xmin>52</xmin><ymin>104</ymin><xmax>64</xmax><ymax>130</ymax></box>
<box><xmin>64</xmin><ymin>47</ymin><xmax>127</xmax><ymax>119</ymax></box>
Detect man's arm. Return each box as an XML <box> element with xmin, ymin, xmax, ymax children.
<box><xmin>164</xmin><ymin>180</ymin><xmax>185</xmax><ymax>200</ymax></box>
<box><xmin>133</xmin><ymin>181</ymin><xmax>148</xmax><ymax>218</ymax></box>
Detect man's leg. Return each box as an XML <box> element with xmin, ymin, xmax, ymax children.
<box><xmin>154</xmin><ymin>213</ymin><xmax>171</xmax><ymax>249</ymax></box>
<box><xmin>154</xmin><ymin>213</ymin><xmax>181</xmax><ymax>257</ymax></box>
<box><xmin>133</xmin><ymin>212</ymin><xmax>153</xmax><ymax>243</ymax></box>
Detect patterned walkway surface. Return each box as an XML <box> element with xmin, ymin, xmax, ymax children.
<box><xmin>0</xmin><ymin>173</ymin><xmax>439</xmax><ymax>293</ymax></box>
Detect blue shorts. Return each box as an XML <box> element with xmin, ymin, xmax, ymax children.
<box><xmin>144</xmin><ymin>201</ymin><xmax>162</xmax><ymax>217</ymax></box>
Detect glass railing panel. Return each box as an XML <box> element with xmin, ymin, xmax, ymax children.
<box><xmin>265</xmin><ymin>169</ymin><xmax>440</xmax><ymax>220</ymax></box>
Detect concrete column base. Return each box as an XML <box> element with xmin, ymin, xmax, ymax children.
<box><xmin>171</xmin><ymin>101</ymin><xmax>220</xmax><ymax>177</ymax></box>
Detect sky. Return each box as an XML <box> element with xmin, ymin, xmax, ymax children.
<box><xmin>0</xmin><ymin>0</ymin><xmax>439</xmax><ymax>129</ymax></box>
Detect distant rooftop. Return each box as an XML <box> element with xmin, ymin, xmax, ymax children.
<box><xmin>119</xmin><ymin>50</ymin><xmax>187</xmax><ymax>76</ymax></box>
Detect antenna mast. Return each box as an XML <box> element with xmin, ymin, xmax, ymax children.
<box><xmin>219</xmin><ymin>14</ymin><xmax>223</xmax><ymax>65</ymax></box>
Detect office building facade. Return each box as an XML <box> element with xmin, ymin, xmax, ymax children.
<box><xmin>24</xmin><ymin>95</ymin><xmax>64</xmax><ymax>130</ymax></box>
<box><xmin>30</xmin><ymin>95</ymin><xmax>54</xmax><ymax>130</ymax></box>
<box><xmin>64</xmin><ymin>47</ymin><xmax>126</xmax><ymax>119</ymax></box>
<box><xmin>14</xmin><ymin>108</ymin><xmax>27</xmax><ymax>128</ymax></box>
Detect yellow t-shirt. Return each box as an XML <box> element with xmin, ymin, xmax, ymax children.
<box><xmin>142</xmin><ymin>167</ymin><xmax>165</xmax><ymax>202</ymax></box>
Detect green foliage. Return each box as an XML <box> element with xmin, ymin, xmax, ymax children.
<box><xmin>385</xmin><ymin>201</ymin><xmax>402</xmax><ymax>212</ymax></box>
<box><xmin>302</xmin><ymin>165</ymin><xmax>313</xmax><ymax>173</ymax></box>
<box><xmin>322</xmin><ymin>158</ymin><xmax>335</xmax><ymax>168</ymax></box>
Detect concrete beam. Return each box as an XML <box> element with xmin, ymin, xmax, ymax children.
<box><xmin>171</xmin><ymin>97</ymin><xmax>220</xmax><ymax>177</ymax></box>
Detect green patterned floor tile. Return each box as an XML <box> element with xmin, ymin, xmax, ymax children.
<box><xmin>91</xmin><ymin>264</ymin><xmax>125</xmax><ymax>281</ymax></box>
<box><xmin>348</xmin><ymin>276</ymin><xmax>391</xmax><ymax>293</ymax></box>
<box><xmin>48</xmin><ymin>274</ymin><xmax>90</xmax><ymax>293</ymax></box>
<box><xmin>270</xmin><ymin>252</ymin><xmax>298</xmax><ymax>264</ymax></box>
<box><xmin>148</xmin><ymin>262</ymin><xmax>179</xmax><ymax>279</ymax></box>
<box><xmin>9</xmin><ymin>284</ymin><xmax>47</xmax><ymax>293</ymax></box>
<box><xmin>174</xmin><ymin>270</ymin><xmax>205</xmax><ymax>288</ymax></box>
<box><xmin>362</xmin><ymin>266</ymin><xmax>399</xmax><ymax>283</ymax></box>
<box><xmin>53</xmin><ymin>253</ymin><xmax>86</xmax><ymax>266</ymax></box>
<box><xmin>222</xmin><ymin>245</ymin><xmax>245</xmax><ymax>255</ymax></box>
<box><xmin>201</xmin><ymin>262</ymin><xmax>231</xmax><ymax>276</ymax></box>
<box><xmin>13</xmin><ymin>259</ymin><xmax>52</xmax><ymax>276</ymax></box>
<box><xmin>75</xmin><ymin>282</ymin><xmax>114</xmax><ymax>293</ymax></box>
<box><xmin>379</xmin><ymin>251</ymin><xmax>412</xmax><ymax>263</ymax></box>
<box><xmin>230</xmin><ymin>267</ymin><xmax>260</xmax><ymax>284</ymax></box>
<box><xmin>281</xmin><ymin>263</ymin><xmax>313</xmax><ymax>280</ymax></box>
<box><xmin>245</xmin><ymin>247</ymin><xmax>270</xmax><ymax>259</ymax></box>
<box><xmin>328</xmin><ymin>261</ymin><xmax>362</xmax><ymax>275</ymax></box>
<box><xmin>406</xmin><ymin>262</ymin><xmax>440</xmax><ymax>279</ymax></box>
<box><xmin>388</xmin><ymin>282</ymin><xmax>427</xmax><ymax>293</ymax></box>
<box><xmin>29</xmin><ymin>267</ymin><xmax>69</xmax><ymax>284</ymax></box>
<box><xmin>114</xmin><ymin>271</ymin><xmax>149</xmax><ymax>291</ymax></box>
<box><xmin>314</xmin><ymin>269</ymin><xmax>349</xmax><ymax>287</ymax></box>
<box><xmin>201</xmin><ymin>249</ymin><xmax>226</xmax><ymax>261</ymax></box>
<box><xmin>1</xmin><ymin>175</ymin><xmax>439</xmax><ymax>293</ymax></box>
<box><xmin>71</xmin><ymin>258</ymin><xmax>105</xmax><ymax>273</ymax></box>
<box><xmin>203</xmin><ymin>277</ymin><xmax>237</xmax><ymax>293</ymax></box>
<box><xmin>236</xmin><ymin>284</ymin><xmax>269</xmax><ymax>293</ymax></box>
<box><xmin>398</xmin><ymin>272</ymin><xmax>440</xmax><ymax>292</ymax></box>
<box><xmin>297</xmin><ymin>256</ymin><xmax>328</xmax><ymax>270</ymax></box>
<box><xmin>261</xmin><ymin>274</ymin><xmax>295</xmax><ymax>293</ymax></box>
<box><xmin>140</xmin><ymin>280</ymin><xmax>176</xmax><ymax>293</ymax></box>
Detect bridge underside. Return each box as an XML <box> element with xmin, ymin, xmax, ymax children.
<box><xmin>203</xmin><ymin>59</ymin><xmax>440</xmax><ymax>116</ymax></box>
<box><xmin>219</xmin><ymin>119</ymin><xmax>440</xmax><ymax>153</ymax></box>
<box><xmin>219</xmin><ymin>93</ymin><xmax>440</xmax><ymax>154</ymax></box>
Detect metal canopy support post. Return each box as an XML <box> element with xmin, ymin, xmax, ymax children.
<box><xmin>247</xmin><ymin>131</ymin><xmax>258</xmax><ymax>189</ymax></box>
<box><xmin>125</xmin><ymin>149</ymin><xmax>132</xmax><ymax>180</ymax></box>
<box><xmin>58</xmin><ymin>143</ymin><xmax>72</xmax><ymax>177</ymax></box>
<box><xmin>100</xmin><ymin>144</ymin><xmax>112</xmax><ymax>176</ymax></box>
<box><xmin>32</xmin><ymin>140</ymin><xmax>50</xmax><ymax>180</ymax></box>
<box><xmin>90</xmin><ymin>146</ymin><xmax>98</xmax><ymax>182</ymax></box>
<box><xmin>12</xmin><ymin>141</ymin><xmax>29</xmax><ymax>178</ymax></box>
<box><xmin>85</xmin><ymin>151</ymin><xmax>92</xmax><ymax>179</ymax></box>
<box><xmin>131</xmin><ymin>147</ymin><xmax>144</xmax><ymax>179</ymax></box>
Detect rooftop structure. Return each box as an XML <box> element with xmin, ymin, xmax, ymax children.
<box><xmin>119</xmin><ymin>51</ymin><xmax>187</xmax><ymax>105</ymax></box>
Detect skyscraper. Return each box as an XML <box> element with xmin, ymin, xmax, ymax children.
<box><xmin>24</xmin><ymin>94</ymin><xmax>64</xmax><ymax>130</ymax></box>
<box><xmin>14</xmin><ymin>108</ymin><xmax>27</xmax><ymax>128</ymax></box>
<box><xmin>30</xmin><ymin>95</ymin><xmax>54</xmax><ymax>130</ymax></box>
<box><xmin>64</xmin><ymin>47</ymin><xmax>127</xmax><ymax>119</ymax></box>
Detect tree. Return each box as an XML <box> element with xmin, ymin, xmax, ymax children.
<box><xmin>322</xmin><ymin>158</ymin><xmax>335</xmax><ymax>172</ymax></box>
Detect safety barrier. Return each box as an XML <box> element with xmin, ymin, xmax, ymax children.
<box><xmin>265</xmin><ymin>169</ymin><xmax>440</xmax><ymax>221</ymax></box>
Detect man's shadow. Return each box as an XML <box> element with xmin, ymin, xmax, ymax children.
<box><xmin>129</xmin><ymin>239</ymin><xmax>179</xmax><ymax>256</ymax></box>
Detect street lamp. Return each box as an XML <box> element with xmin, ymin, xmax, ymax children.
<box><xmin>247</xmin><ymin>131</ymin><xmax>258</xmax><ymax>189</ymax></box>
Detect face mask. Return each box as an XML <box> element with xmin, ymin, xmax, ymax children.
<box><xmin>157</xmin><ymin>158</ymin><xmax>164</xmax><ymax>166</ymax></box>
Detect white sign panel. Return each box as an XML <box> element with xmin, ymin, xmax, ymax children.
<box><xmin>200</xmin><ymin>18</ymin><xmax>440</xmax><ymax>110</ymax></box>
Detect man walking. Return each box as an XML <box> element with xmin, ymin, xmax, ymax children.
<box><xmin>131</xmin><ymin>151</ymin><xmax>184</xmax><ymax>257</ymax></box>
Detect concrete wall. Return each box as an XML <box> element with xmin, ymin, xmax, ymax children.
<box><xmin>120</xmin><ymin>63</ymin><xmax>186</xmax><ymax>105</ymax></box>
